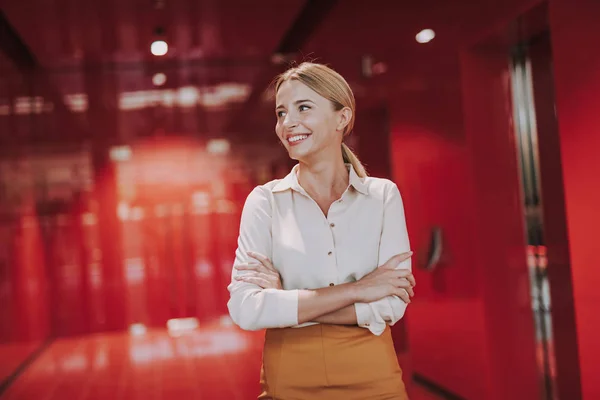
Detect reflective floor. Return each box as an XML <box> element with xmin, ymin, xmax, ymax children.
<box><xmin>1</xmin><ymin>319</ymin><xmax>445</xmax><ymax>400</ymax></box>
<box><xmin>0</xmin><ymin>342</ymin><xmax>42</xmax><ymax>385</ymax></box>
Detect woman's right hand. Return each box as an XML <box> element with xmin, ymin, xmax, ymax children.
<box><xmin>352</xmin><ymin>252</ymin><xmax>415</xmax><ymax>304</ymax></box>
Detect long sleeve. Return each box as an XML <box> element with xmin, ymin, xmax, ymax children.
<box><xmin>226</xmin><ymin>186</ymin><xmax>299</xmax><ymax>331</ymax></box>
<box><xmin>354</xmin><ymin>182</ymin><xmax>412</xmax><ymax>335</ymax></box>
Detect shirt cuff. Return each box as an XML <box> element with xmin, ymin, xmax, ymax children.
<box><xmin>355</xmin><ymin>302</ymin><xmax>372</xmax><ymax>327</ymax></box>
<box><xmin>263</xmin><ymin>288</ymin><xmax>299</xmax><ymax>327</ymax></box>
<box><xmin>355</xmin><ymin>302</ymin><xmax>386</xmax><ymax>336</ymax></box>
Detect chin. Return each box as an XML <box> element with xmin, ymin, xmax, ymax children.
<box><xmin>286</xmin><ymin>146</ymin><xmax>312</xmax><ymax>162</ymax></box>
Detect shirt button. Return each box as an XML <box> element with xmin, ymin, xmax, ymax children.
<box><xmin>330</xmin><ymin>223</ymin><xmax>335</xmax><ymax>228</ymax></box>
<box><xmin>328</xmin><ymin>251</ymin><xmax>333</xmax><ymax>256</ymax></box>
<box><xmin>329</xmin><ymin>283</ymin><xmax>334</xmax><ymax>287</ymax></box>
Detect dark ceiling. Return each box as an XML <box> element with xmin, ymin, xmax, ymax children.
<box><xmin>0</xmin><ymin>0</ymin><xmax>514</xmax><ymax>146</ymax></box>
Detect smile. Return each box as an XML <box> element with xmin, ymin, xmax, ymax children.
<box><xmin>287</xmin><ymin>134</ymin><xmax>310</xmax><ymax>145</ymax></box>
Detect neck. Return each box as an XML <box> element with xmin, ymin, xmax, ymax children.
<box><xmin>296</xmin><ymin>155</ymin><xmax>349</xmax><ymax>199</ymax></box>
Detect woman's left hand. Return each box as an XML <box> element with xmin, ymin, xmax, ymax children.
<box><xmin>234</xmin><ymin>251</ymin><xmax>283</xmax><ymax>290</ymax></box>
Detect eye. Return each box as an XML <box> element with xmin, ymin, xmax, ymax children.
<box><xmin>299</xmin><ymin>104</ymin><xmax>311</xmax><ymax>112</ymax></box>
<box><xmin>276</xmin><ymin>110</ymin><xmax>286</xmax><ymax>118</ymax></box>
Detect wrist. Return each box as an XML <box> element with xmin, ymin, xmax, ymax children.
<box><xmin>344</xmin><ymin>281</ymin><xmax>362</xmax><ymax>303</ymax></box>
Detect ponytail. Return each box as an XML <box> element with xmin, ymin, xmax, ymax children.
<box><xmin>341</xmin><ymin>143</ymin><xmax>367</xmax><ymax>178</ymax></box>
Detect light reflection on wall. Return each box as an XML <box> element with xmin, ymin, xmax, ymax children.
<box><xmin>119</xmin><ymin>84</ymin><xmax>250</xmax><ymax>110</ymax></box>
<box><xmin>64</xmin><ymin>93</ymin><xmax>87</xmax><ymax>112</ymax></box>
<box><xmin>125</xmin><ymin>258</ymin><xmax>145</xmax><ymax>284</ymax></box>
<box><xmin>0</xmin><ymin>83</ymin><xmax>250</xmax><ymax>115</ymax></box>
<box><xmin>194</xmin><ymin>259</ymin><xmax>213</xmax><ymax>278</ymax></box>
<box><xmin>14</xmin><ymin>96</ymin><xmax>54</xmax><ymax>114</ymax></box>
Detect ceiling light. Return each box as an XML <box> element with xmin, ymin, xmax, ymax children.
<box><xmin>151</xmin><ymin>40</ymin><xmax>168</xmax><ymax>56</ymax></box>
<box><xmin>416</xmin><ymin>29</ymin><xmax>435</xmax><ymax>44</ymax></box>
<box><xmin>152</xmin><ymin>72</ymin><xmax>167</xmax><ymax>86</ymax></box>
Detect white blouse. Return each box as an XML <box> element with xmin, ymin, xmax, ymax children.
<box><xmin>226</xmin><ymin>163</ymin><xmax>412</xmax><ymax>336</ymax></box>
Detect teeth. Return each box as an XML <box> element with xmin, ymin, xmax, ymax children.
<box><xmin>288</xmin><ymin>135</ymin><xmax>308</xmax><ymax>143</ymax></box>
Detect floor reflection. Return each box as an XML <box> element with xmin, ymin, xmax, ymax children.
<box><xmin>1</xmin><ymin>318</ymin><xmax>446</xmax><ymax>399</ymax></box>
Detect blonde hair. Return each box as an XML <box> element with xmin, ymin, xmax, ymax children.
<box><xmin>274</xmin><ymin>62</ymin><xmax>367</xmax><ymax>177</ymax></box>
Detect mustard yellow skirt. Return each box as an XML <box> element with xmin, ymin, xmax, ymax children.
<box><xmin>258</xmin><ymin>324</ymin><xmax>408</xmax><ymax>400</ymax></box>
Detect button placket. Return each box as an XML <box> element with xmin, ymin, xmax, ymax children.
<box><xmin>327</xmin><ymin>209</ymin><xmax>339</xmax><ymax>287</ymax></box>
<box><xmin>302</xmin><ymin>187</ymin><xmax>339</xmax><ymax>287</ymax></box>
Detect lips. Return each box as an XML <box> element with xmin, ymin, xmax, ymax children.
<box><xmin>287</xmin><ymin>134</ymin><xmax>311</xmax><ymax>146</ymax></box>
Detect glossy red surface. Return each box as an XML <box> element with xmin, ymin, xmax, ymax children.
<box><xmin>389</xmin><ymin>1</ymin><xmax>599</xmax><ymax>399</ymax></box>
<box><xmin>389</xmin><ymin>76</ymin><xmax>489</xmax><ymax>400</ymax></box>
<box><xmin>530</xmin><ymin>31</ymin><xmax>581</xmax><ymax>400</ymax></box>
<box><xmin>0</xmin><ymin>321</ymin><xmax>438</xmax><ymax>400</ymax></box>
<box><xmin>549</xmin><ymin>1</ymin><xmax>600</xmax><ymax>398</ymax></box>
<box><xmin>0</xmin><ymin>341</ymin><xmax>41</xmax><ymax>384</ymax></box>
<box><xmin>462</xmin><ymin>42</ymin><xmax>541</xmax><ymax>400</ymax></box>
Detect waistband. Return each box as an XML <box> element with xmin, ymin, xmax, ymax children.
<box><xmin>265</xmin><ymin>323</ymin><xmax>390</xmax><ymax>341</ymax></box>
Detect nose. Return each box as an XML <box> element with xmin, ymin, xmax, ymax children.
<box><xmin>283</xmin><ymin>112</ymin><xmax>298</xmax><ymax>129</ymax></box>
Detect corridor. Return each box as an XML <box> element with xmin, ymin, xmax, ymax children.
<box><xmin>1</xmin><ymin>0</ymin><xmax>598</xmax><ymax>398</ymax></box>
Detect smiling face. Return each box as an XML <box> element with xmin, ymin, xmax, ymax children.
<box><xmin>275</xmin><ymin>79</ymin><xmax>350</xmax><ymax>163</ymax></box>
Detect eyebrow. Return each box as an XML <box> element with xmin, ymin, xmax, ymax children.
<box><xmin>276</xmin><ymin>99</ymin><xmax>315</xmax><ymax>110</ymax></box>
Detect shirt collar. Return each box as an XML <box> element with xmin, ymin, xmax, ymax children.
<box><xmin>271</xmin><ymin>163</ymin><xmax>368</xmax><ymax>195</ymax></box>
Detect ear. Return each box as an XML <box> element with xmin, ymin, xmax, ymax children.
<box><xmin>336</xmin><ymin>107</ymin><xmax>353</xmax><ymax>133</ymax></box>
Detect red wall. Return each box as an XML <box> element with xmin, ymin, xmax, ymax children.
<box><xmin>388</xmin><ymin>1</ymin><xmax>600</xmax><ymax>398</ymax></box>
<box><xmin>0</xmin><ymin>214</ymin><xmax>50</xmax><ymax>383</ymax></box>
<box><xmin>461</xmin><ymin>44</ymin><xmax>542</xmax><ymax>400</ymax></box>
<box><xmin>389</xmin><ymin>81</ymin><xmax>490</xmax><ymax>400</ymax></box>
<box><xmin>549</xmin><ymin>1</ymin><xmax>600</xmax><ymax>398</ymax></box>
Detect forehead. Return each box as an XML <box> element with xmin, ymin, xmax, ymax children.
<box><xmin>276</xmin><ymin>79</ymin><xmax>325</xmax><ymax>105</ymax></box>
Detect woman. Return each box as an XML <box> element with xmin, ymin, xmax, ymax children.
<box><xmin>227</xmin><ymin>62</ymin><xmax>415</xmax><ymax>399</ymax></box>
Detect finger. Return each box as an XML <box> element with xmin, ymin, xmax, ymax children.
<box><xmin>247</xmin><ymin>251</ymin><xmax>276</xmax><ymax>270</ymax></box>
<box><xmin>265</xmin><ymin>271</ymin><xmax>281</xmax><ymax>282</ymax></box>
<box><xmin>237</xmin><ymin>276</ymin><xmax>269</xmax><ymax>287</ymax></box>
<box><xmin>393</xmin><ymin>278</ymin><xmax>415</xmax><ymax>297</ymax></box>
<box><xmin>393</xmin><ymin>277</ymin><xmax>412</xmax><ymax>288</ymax></box>
<box><xmin>234</xmin><ymin>270</ymin><xmax>258</xmax><ymax>279</ymax></box>
<box><xmin>393</xmin><ymin>251</ymin><xmax>413</xmax><ymax>265</ymax></box>
<box><xmin>234</xmin><ymin>263</ymin><xmax>262</xmax><ymax>272</ymax></box>
<box><xmin>236</xmin><ymin>271</ymin><xmax>268</xmax><ymax>279</ymax></box>
<box><xmin>394</xmin><ymin>270</ymin><xmax>416</xmax><ymax>286</ymax></box>
<box><xmin>395</xmin><ymin>288</ymin><xmax>411</xmax><ymax>304</ymax></box>
<box><xmin>383</xmin><ymin>251</ymin><xmax>413</xmax><ymax>269</ymax></box>
<box><xmin>266</xmin><ymin>275</ymin><xmax>282</xmax><ymax>288</ymax></box>
<box><xmin>235</xmin><ymin>275</ymin><xmax>271</xmax><ymax>288</ymax></box>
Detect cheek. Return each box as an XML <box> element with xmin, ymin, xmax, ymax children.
<box><xmin>307</xmin><ymin>114</ymin><xmax>330</xmax><ymax>132</ymax></box>
<box><xmin>275</xmin><ymin>123</ymin><xmax>285</xmax><ymax>141</ymax></box>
